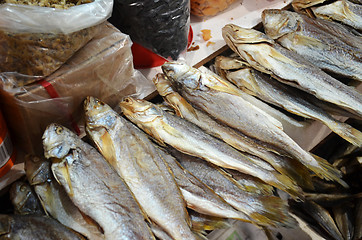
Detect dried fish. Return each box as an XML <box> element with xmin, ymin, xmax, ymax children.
<box><xmin>0</xmin><ymin>214</ymin><xmax>85</xmax><ymax>239</ymax></box>
<box><xmin>25</xmin><ymin>155</ymin><xmax>104</xmax><ymax>240</ymax></box>
<box><xmin>9</xmin><ymin>180</ymin><xmax>44</xmax><ymax>216</ymax></box>
<box><xmin>221</xmin><ymin>61</ymin><xmax>362</xmax><ymax>146</ymax></box>
<box><xmin>262</xmin><ymin>9</ymin><xmax>362</xmax><ymax>81</ymax></box>
<box><xmin>155</xmin><ymin>146</ymin><xmax>252</xmax><ymax>222</ymax></box>
<box><xmin>168</xmin><ymin>148</ymin><xmax>297</xmax><ymax>228</ymax></box>
<box><xmin>119</xmin><ymin>97</ymin><xmax>303</xmax><ymax>198</ymax></box>
<box><xmin>222</xmin><ymin>24</ymin><xmax>362</xmax><ymax>119</ymax></box>
<box><xmin>161</xmin><ymin>61</ymin><xmax>344</xmax><ymax>185</ymax></box>
<box><xmin>84</xmin><ymin>96</ymin><xmax>196</xmax><ymax>240</ymax></box>
<box><xmin>153</xmin><ymin>72</ymin><xmax>313</xmax><ymax>190</ymax></box>
<box><xmin>43</xmin><ymin>124</ymin><xmax>155</xmax><ymax>240</ymax></box>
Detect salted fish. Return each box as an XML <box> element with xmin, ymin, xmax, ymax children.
<box><xmin>222</xmin><ymin>61</ymin><xmax>362</xmax><ymax>146</ymax></box>
<box><xmin>155</xmin><ymin>146</ymin><xmax>252</xmax><ymax>222</ymax></box>
<box><xmin>119</xmin><ymin>96</ymin><xmax>303</xmax><ymax>199</ymax></box>
<box><xmin>25</xmin><ymin>155</ymin><xmax>104</xmax><ymax>240</ymax></box>
<box><xmin>262</xmin><ymin>9</ymin><xmax>362</xmax><ymax>81</ymax></box>
<box><xmin>9</xmin><ymin>180</ymin><xmax>44</xmax><ymax>216</ymax></box>
<box><xmin>0</xmin><ymin>214</ymin><xmax>85</xmax><ymax>240</ymax></box>
<box><xmin>153</xmin><ymin>73</ymin><xmax>313</xmax><ymax>189</ymax></box>
<box><xmin>84</xmin><ymin>96</ymin><xmax>196</xmax><ymax>240</ymax></box>
<box><xmin>161</xmin><ymin>61</ymin><xmax>344</xmax><ymax>185</ymax></box>
<box><xmin>167</xmin><ymin>148</ymin><xmax>297</xmax><ymax>228</ymax></box>
<box><xmin>222</xmin><ymin>24</ymin><xmax>362</xmax><ymax>119</ymax></box>
<box><xmin>294</xmin><ymin>0</ymin><xmax>362</xmax><ymax>30</ymax></box>
<box><xmin>42</xmin><ymin>124</ymin><xmax>154</xmax><ymax>240</ymax></box>
<box><xmin>290</xmin><ymin>200</ymin><xmax>344</xmax><ymax>240</ymax></box>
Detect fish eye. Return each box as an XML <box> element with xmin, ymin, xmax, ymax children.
<box><xmin>56</xmin><ymin>126</ymin><xmax>63</xmax><ymax>134</ymax></box>
<box><xmin>20</xmin><ymin>184</ymin><xmax>27</xmax><ymax>192</ymax></box>
<box><xmin>124</xmin><ymin>98</ymin><xmax>132</xmax><ymax>104</ymax></box>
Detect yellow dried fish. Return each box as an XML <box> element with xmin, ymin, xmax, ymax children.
<box><xmin>119</xmin><ymin>97</ymin><xmax>303</xmax><ymax>199</ymax></box>
<box><xmin>43</xmin><ymin>123</ymin><xmax>155</xmax><ymax>240</ymax></box>
<box><xmin>161</xmin><ymin>61</ymin><xmax>344</xmax><ymax>186</ymax></box>
<box><xmin>84</xmin><ymin>96</ymin><xmax>197</xmax><ymax>240</ymax></box>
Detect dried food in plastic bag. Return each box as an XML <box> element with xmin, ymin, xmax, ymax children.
<box><xmin>0</xmin><ymin>22</ymin><xmax>156</xmax><ymax>155</ymax></box>
<box><xmin>191</xmin><ymin>0</ymin><xmax>238</xmax><ymax>17</ymax></box>
<box><xmin>109</xmin><ymin>0</ymin><xmax>190</xmax><ymax>61</ymax></box>
<box><xmin>0</xmin><ymin>0</ymin><xmax>113</xmax><ymax>86</ymax></box>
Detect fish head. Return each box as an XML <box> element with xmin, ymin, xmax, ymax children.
<box><xmin>153</xmin><ymin>73</ymin><xmax>175</xmax><ymax>97</ymax></box>
<box><xmin>84</xmin><ymin>96</ymin><xmax>117</xmax><ymax>131</ymax></box>
<box><xmin>226</xmin><ymin>68</ymin><xmax>259</xmax><ymax>95</ymax></box>
<box><xmin>119</xmin><ymin>97</ymin><xmax>161</xmax><ymax>125</ymax></box>
<box><xmin>25</xmin><ymin>155</ymin><xmax>50</xmax><ymax>185</ymax></box>
<box><xmin>262</xmin><ymin>9</ymin><xmax>302</xmax><ymax>40</ymax></box>
<box><xmin>9</xmin><ymin>181</ymin><xmax>33</xmax><ymax>212</ymax></box>
<box><xmin>161</xmin><ymin>62</ymin><xmax>204</xmax><ymax>92</ymax></box>
<box><xmin>42</xmin><ymin>124</ymin><xmax>77</xmax><ymax>159</ymax></box>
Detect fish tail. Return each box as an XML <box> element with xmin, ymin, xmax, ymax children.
<box><xmin>327</xmin><ymin>121</ymin><xmax>362</xmax><ymax>147</ymax></box>
<box><xmin>273</xmin><ymin>173</ymin><xmax>305</xmax><ymax>200</ymax></box>
<box><xmin>309</xmin><ymin>154</ymin><xmax>349</xmax><ymax>188</ymax></box>
<box><xmin>281</xmin><ymin>157</ymin><xmax>314</xmax><ymax>191</ymax></box>
<box><xmin>249</xmin><ymin>196</ymin><xmax>297</xmax><ymax>228</ymax></box>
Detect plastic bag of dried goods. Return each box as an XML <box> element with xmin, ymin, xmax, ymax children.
<box><xmin>0</xmin><ymin>0</ymin><xmax>113</xmax><ymax>86</ymax></box>
<box><xmin>109</xmin><ymin>0</ymin><xmax>190</xmax><ymax>63</ymax></box>
<box><xmin>190</xmin><ymin>0</ymin><xmax>238</xmax><ymax>17</ymax></box>
<box><xmin>0</xmin><ymin>22</ymin><xmax>156</xmax><ymax>155</ymax></box>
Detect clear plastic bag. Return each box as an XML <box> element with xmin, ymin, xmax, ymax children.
<box><xmin>109</xmin><ymin>0</ymin><xmax>190</xmax><ymax>61</ymax></box>
<box><xmin>0</xmin><ymin>0</ymin><xmax>113</xmax><ymax>85</ymax></box>
<box><xmin>0</xmin><ymin>22</ymin><xmax>156</xmax><ymax>155</ymax></box>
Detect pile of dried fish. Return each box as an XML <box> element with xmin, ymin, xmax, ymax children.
<box><xmin>292</xmin><ymin>0</ymin><xmax>362</xmax><ymax>31</ymax></box>
<box><xmin>289</xmin><ymin>132</ymin><xmax>362</xmax><ymax>240</ymax></box>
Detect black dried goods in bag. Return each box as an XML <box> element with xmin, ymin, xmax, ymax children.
<box><xmin>110</xmin><ymin>0</ymin><xmax>190</xmax><ymax>60</ymax></box>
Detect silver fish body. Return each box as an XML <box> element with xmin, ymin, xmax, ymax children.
<box><xmin>168</xmin><ymin>148</ymin><xmax>297</xmax><ymax>228</ymax></box>
<box><xmin>0</xmin><ymin>214</ymin><xmax>85</xmax><ymax>240</ymax></box>
<box><xmin>224</xmin><ymin>63</ymin><xmax>362</xmax><ymax>146</ymax></box>
<box><xmin>262</xmin><ymin>9</ymin><xmax>362</xmax><ymax>81</ymax></box>
<box><xmin>25</xmin><ymin>155</ymin><xmax>104</xmax><ymax>240</ymax></box>
<box><xmin>119</xmin><ymin>97</ymin><xmax>303</xmax><ymax>198</ymax></box>
<box><xmin>222</xmin><ymin>24</ymin><xmax>362</xmax><ymax>119</ymax></box>
<box><xmin>43</xmin><ymin>124</ymin><xmax>154</xmax><ymax>240</ymax></box>
<box><xmin>153</xmin><ymin>72</ymin><xmax>314</xmax><ymax>190</ymax></box>
<box><xmin>155</xmin><ymin>146</ymin><xmax>251</xmax><ymax>222</ymax></box>
<box><xmin>84</xmin><ymin>97</ymin><xmax>195</xmax><ymax>240</ymax></box>
<box><xmin>161</xmin><ymin>61</ymin><xmax>343</xmax><ymax>185</ymax></box>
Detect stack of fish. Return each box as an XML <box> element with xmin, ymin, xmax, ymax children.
<box><xmin>2</xmin><ymin>3</ymin><xmax>361</xmax><ymax>239</ymax></box>
<box><xmin>288</xmin><ymin>130</ymin><xmax>362</xmax><ymax>240</ymax></box>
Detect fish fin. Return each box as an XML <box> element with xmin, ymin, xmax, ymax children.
<box><xmin>98</xmin><ymin>130</ymin><xmax>118</xmax><ymax>168</ymax></box>
<box><xmin>269</xmin><ymin>48</ymin><xmax>304</xmax><ymax>68</ymax></box>
<box><xmin>293</xmin><ymin>35</ymin><xmax>328</xmax><ymax>50</ymax></box>
<box><xmin>326</xmin><ymin>121</ymin><xmax>362</xmax><ymax>147</ymax></box>
<box><xmin>274</xmin><ymin>173</ymin><xmax>305</xmax><ymax>201</ymax></box>
<box><xmin>310</xmin><ymin>154</ymin><xmax>349</xmax><ymax>188</ymax></box>
<box><xmin>205</xmin><ymin>76</ymin><xmax>243</xmax><ymax>97</ymax></box>
<box><xmin>282</xmin><ymin>157</ymin><xmax>315</xmax><ymax>191</ymax></box>
<box><xmin>161</xmin><ymin>123</ymin><xmax>184</xmax><ymax>140</ymax></box>
<box><xmin>166</xmin><ymin>95</ymin><xmax>199</xmax><ymax>121</ymax></box>
<box><xmin>51</xmin><ymin>159</ymin><xmax>74</xmax><ymax>197</ymax></box>
<box><xmin>249</xmin><ymin>196</ymin><xmax>298</xmax><ymax>228</ymax></box>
